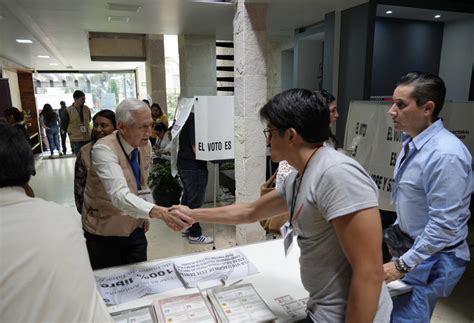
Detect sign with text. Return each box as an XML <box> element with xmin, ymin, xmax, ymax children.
<box><xmin>344</xmin><ymin>101</ymin><xmax>473</xmax><ymax>211</ymax></box>
<box><xmin>194</xmin><ymin>96</ymin><xmax>234</xmax><ymax>161</ymax></box>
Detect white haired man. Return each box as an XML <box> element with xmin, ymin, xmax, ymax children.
<box><xmin>82</xmin><ymin>98</ymin><xmax>193</xmax><ymax>269</ymax></box>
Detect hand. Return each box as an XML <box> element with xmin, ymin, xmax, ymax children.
<box><xmin>383</xmin><ymin>261</ymin><xmax>404</xmax><ymax>283</ymax></box>
<box><xmin>149</xmin><ymin>205</ymin><xmax>194</xmax><ymax>231</ymax></box>
<box><xmin>169</xmin><ymin>205</ymin><xmax>193</xmax><ymax>221</ymax></box>
<box><xmin>143</xmin><ymin>219</ymin><xmax>150</xmax><ymax>233</ymax></box>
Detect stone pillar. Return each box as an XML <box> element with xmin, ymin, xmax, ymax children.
<box><xmin>145</xmin><ymin>34</ymin><xmax>167</xmax><ymax>113</ymax></box>
<box><xmin>178</xmin><ymin>35</ymin><xmax>217</xmax><ymax>96</ymax></box>
<box><xmin>178</xmin><ymin>34</ymin><xmax>217</xmax><ymax>204</ymax></box>
<box><xmin>234</xmin><ymin>1</ymin><xmax>267</xmax><ymax>244</ymax></box>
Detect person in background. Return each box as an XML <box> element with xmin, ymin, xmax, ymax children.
<box><xmin>63</xmin><ymin>90</ymin><xmax>92</xmax><ymax>154</ymax></box>
<box><xmin>170</xmin><ymin>89</ymin><xmax>392</xmax><ymax>322</ymax></box>
<box><xmin>316</xmin><ymin>89</ymin><xmax>339</xmax><ymax>148</ymax></box>
<box><xmin>58</xmin><ymin>100</ymin><xmax>69</xmax><ymax>155</ymax></box>
<box><xmin>82</xmin><ymin>98</ymin><xmax>192</xmax><ymax>269</ymax></box>
<box><xmin>177</xmin><ymin>112</ymin><xmax>214</xmax><ymax>244</ymax></box>
<box><xmin>74</xmin><ymin>109</ymin><xmax>117</xmax><ymax>214</ymax></box>
<box><xmin>152</xmin><ymin>122</ymin><xmax>171</xmax><ymax>158</ymax></box>
<box><xmin>150</xmin><ymin>103</ymin><xmax>169</xmax><ymax>146</ymax></box>
<box><xmin>142</xmin><ymin>99</ymin><xmax>150</xmax><ymax>107</ymax></box>
<box><xmin>0</xmin><ymin>123</ymin><xmax>112</xmax><ymax>323</ymax></box>
<box><xmin>4</xmin><ymin>107</ymin><xmax>27</xmax><ymax>138</ymax></box>
<box><xmin>40</xmin><ymin>103</ymin><xmax>62</xmax><ymax>157</ymax></box>
<box><xmin>383</xmin><ymin>72</ymin><xmax>471</xmax><ymax>322</ymax></box>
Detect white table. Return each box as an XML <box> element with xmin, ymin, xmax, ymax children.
<box><xmin>97</xmin><ymin>239</ymin><xmax>308</xmax><ymax>322</ymax></box>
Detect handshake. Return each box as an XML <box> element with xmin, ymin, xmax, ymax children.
<box><xmin>149</xmin><ymin>205</ymin><xmax>195</xmax><ymax>231</ymax></box>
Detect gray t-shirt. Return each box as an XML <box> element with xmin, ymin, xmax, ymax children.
<box><xmin>277</xmin><ymin>147</ymin><xmax>392</xmax><ymax>322</ymax></box>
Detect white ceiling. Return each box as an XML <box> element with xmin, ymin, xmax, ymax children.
<box><xmin>0</xmin><ymin>0</ymin><xmax>369</xmax><ymax>71</ymax></box>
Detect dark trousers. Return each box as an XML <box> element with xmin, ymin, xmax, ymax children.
<box><xmin>60</xmin><ymin>130</ymin><xmax>68</xmax><ymax>154</ymax></box>
<box><xmin>178</xmin><ymin>167</ymin><xmax>208</xmax><ymax>237</ymax></box>
<box><xmin>85</xmin><ymin>228</ymin><xmax>147</xmax><ymax>270</ymax></box>
<box><xmin>71</xmin><ymin>140</ymin><xmax>89</xmax><ymax>155</ymax></box>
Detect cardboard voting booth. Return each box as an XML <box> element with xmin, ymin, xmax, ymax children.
<box><xmin>344</xmin><ymin>101</ymin><xmax>474</xmax><ymax>211</ymax></box>
<box><xmin>194</xmin><ymin>96</ymin><xmax>234</xmax><ymax>161</ymax></box>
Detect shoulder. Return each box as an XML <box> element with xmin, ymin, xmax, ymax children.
<box><xmin>429</xmin><ymin>128</ymin><xmax>470</xmax><ymax>160</ymax></box>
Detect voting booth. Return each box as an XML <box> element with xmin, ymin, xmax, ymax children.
<box><xmin>344</xmin><ymin>101</ymin><xmax>474</xmax><ymax>211</ymax></box>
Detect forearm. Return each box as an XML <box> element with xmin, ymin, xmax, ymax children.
<box><xmin>346</xmin><ymin>269</ymin><xmax>382</xmax><ymax>323</ymax></box>
<box><xmin>190</xmin><ymin>203</ymin><xmax>255</xmax><ymax>225</ymax></box>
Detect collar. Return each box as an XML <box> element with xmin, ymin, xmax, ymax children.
<box><xmin>0</xmin><ymin>186</ymin><xmax>28</xmax><ymax>204</ymax></box>
<box><xmin>117</xmin><ymin>132</ymin><xmax>135</xmax><ymax>157</ymax></box>
<box><xmin>404</xmin><ymin>119</ymin><xmax>444</xmax><ymax>151</ymax></box>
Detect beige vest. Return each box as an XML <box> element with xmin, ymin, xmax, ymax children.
<box><xmin>66</xmin><ymin>105</ymin><xmax>91</xmax><ymax>142</ymax></box>
<box><xmin>82</xmin><ymin>131</ymin><xmax>152</xmax><ymax>237</ymax></box>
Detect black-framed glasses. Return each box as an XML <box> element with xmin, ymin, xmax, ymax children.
<box><xmin>263</xmin><ymin>127</ymin><xmax>278</xmax><ymax>141</ymax></box>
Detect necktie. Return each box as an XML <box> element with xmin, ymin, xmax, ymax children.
<box><xmin>130</xmin><ymin>148</ymin><xmax>142</xmax><ymax>190</ymax></box>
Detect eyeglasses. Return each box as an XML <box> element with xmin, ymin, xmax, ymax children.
<box><xmin>263</xmin><ymin>127</ymin><xmax>278</xmax><ymax>141</ymax></box>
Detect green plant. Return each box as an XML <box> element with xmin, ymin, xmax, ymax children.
<box><xmin>148</xmin><ymin>158</ymin><xmax>181</xmax><ymax>193</ymax></box>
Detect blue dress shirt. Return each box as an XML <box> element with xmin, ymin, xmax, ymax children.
<box><xmin>392</xmin><ymin>119</ymin><xmax>472</xmax><ymax>268</ymax></box>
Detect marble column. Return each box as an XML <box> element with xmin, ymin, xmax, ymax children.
<box><xmin>145</xmin><ymin>34</ymin><xmax>167</xmax><ymax>113</ymax></box>
<box><xmin>233</xmin><ymin>1</ymin><xmax>267</xmax><ymax>244</ymax></box>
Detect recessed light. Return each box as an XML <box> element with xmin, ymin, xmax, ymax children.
<box><xmin>434</xmin><ymin>14</ymin><xmax>441</xmax><ymax>19</ymax></box>
<box><xmin>107</xmin><ymin>3</ymin><xmax>141</xmax><ymax>12</ymax></box>
<box><xmin>386</xmin><ymin>10</ymin><xmax>393</xmax><ymax>14</ymax></box>
<box><xmin>49</xmin><ymin>63</ymin><xmax>59</xmax><ymax>66</ymax></box>
<box><xmin>16</xmin><ymin>39</ymin><xmax>33</xmax><ymax>44</ymax></box>
<box><xmin>38</xmin><ymin>55</ymin><xmax>50</xmax><ymax>59</ymax></box>
<box><xmin>107</xmin><ymin>15</ymin><xmax>130</xmax><ymax>23</ymax></box>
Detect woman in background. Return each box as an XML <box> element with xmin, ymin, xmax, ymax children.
<box><xmin>316</xmin><ymin>89</ymin><xmax>339</xmax><ymax>148</ymax></box>
<box><xmin>74</xmin><ymin>109</ymin><xmax>116</xmax><ymax>214</ymax></box>
<box><xmin>40</xmin><ymin>104</ymin><xmax>62</xmax><ymax>157</ymax></box>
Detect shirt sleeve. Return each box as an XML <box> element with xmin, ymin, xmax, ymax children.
<box><xmin>402</xmin><ymin>154</ymin><xmax>471</xmax><ymax>267</ymax></box>
<box><xmin>91</xmin><ymin>144</ymin><xmax>155</xmax><ymax>218</ymax></box>
<box><xmin>317</xmin><ymin>163</ymin><xmax>379</xmax><ymax>222</ymax></box>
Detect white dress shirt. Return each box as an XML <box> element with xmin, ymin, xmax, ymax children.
<box><xmin>92</xmin><ymin>133</ymin><xmax>155</xmax><ymax>219</ymax></box>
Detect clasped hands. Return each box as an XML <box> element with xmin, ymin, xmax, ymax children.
<box><xmin>149</xmin><ymin>205</ymin><xmax>195</xmax><ymax>231</ymax></box>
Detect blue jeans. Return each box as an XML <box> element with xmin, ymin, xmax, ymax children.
<box><xmin>71</xmin><ymin>141</ymin><xmax>89</xmax><ymax>155</ymax></box>
<box><xmin>46</xmin><ymin>125</ymin><xmax>61</xmax><ymax>153</ymax></box>
<box><xmin>178</xmin><ymin>167</ymin><xmax>208</xmax><ymax>237</ymax></box>
<box><xmin>391</xmin><ymin>252</ymin><xmax>466</xmax><ymax>323</ymax></box>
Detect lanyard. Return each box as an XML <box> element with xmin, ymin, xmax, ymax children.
<box><xmin>289</xmin><ymin>146</ymin><xmax>321</xmax><ymax>227</ymax></box>
<box><xmin>75</xmin><ymin>105</ymin><xmax>84</xmax><ymax>124</ymax></box>
<box><xmin>116</xmin><ymin>132</ymin><xmax>140</xmax><ymax>169</ymax></box>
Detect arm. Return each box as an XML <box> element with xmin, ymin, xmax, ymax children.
<box><xmin>62</xmin><ymin>109</ymin><xmax>70</xmax><ymax>132</ymax></box>
<box><xmin>332</xmin><ymin>207</ymin><xmax>384</xmax><ymax>323</ymax></box>
<box><xmin>402</xmin><ymin>154</ymin><xmax>471</xmax><ymax>268</ymax></box>
<box><xmin>74</xmin><ymin>150</ymin><xmax>87</xmax><ymax>214</ymax></box>
<box><xmin>170</xmin><ymin>189</ymin><xmax>288</xmax><ymax>225</ymax></box>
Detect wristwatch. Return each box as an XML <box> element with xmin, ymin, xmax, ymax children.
<box><xmin>394</xmin><ymin>258</ymin><xmax>412</xmax><ymax>273</ymax></box>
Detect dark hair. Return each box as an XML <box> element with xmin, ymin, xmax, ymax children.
<box><xmin>4</xmin><ymin>107</ymin><xmax>24</xmax><ymax>124</ymax></box>
<box><xmin>0</xmin><ymin>123</ymin><xmax>35</xmax><ymax>187</ymax></box>
<box><xmin>142</xmin><ymin>99</ymin><xmax>150</xmax><ymax>106</ymax></box>
<box><xmin>154</xmin><ymin>122</ymin><xmax>167</xmax><ymax>133</ymax></box>
<box><xmin>259</xmin><ymin>88</ymin><xmax>329</xmax><ymax>143</ymax></box>
<box><xmin>91</xmin><ymin>109</ymin><xmax>117</xmax><ymax>142</ymax></box>
<box><xmin>314</xmin><ymin>89</ymin><xmax>338</xmax><ymax>147</ymax></box>
<box><xmin>60</xmin><ymin>101</ymin><xmax>66</xmax><ymax>107</ymax></box>
<box><xmin>73</xmin><ymin>90</ymin><xmax>85</xmax><ymax>100</ymax></box>
<box><xmin>151</xmin><ymin>103</ymin><xmax>163</xmax><ymax>116</ymax></box>
<box><xmin>41</xmin><ymin>103</ymin><xmax>58</xmax><ymax>126</ymax></box>
<box><xmin>396</xmin><ymin>72</ymin><xmax>446</xmax><ymax>119</ymax></box>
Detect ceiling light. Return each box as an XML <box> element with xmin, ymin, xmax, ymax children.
<box><xmin>16</xmin><ymin>39</ymin><xmax>33</xmax><ymax>43</ymax></box>
<box><xmin>49</xmin><ymin>63</ymin><xmax>59</xmax><ymax>66</ymax></box>
<box><xmin>38</xmin><ymin>55</ymin><xmax>50</xmax><ymax>59</ymax></box>
<box><xmin>385</xmin><ymin>10</ymin><xmax>393</xmax><ymax>14</ymax></box>
<box><xmin>434</xmin><ymin>14</ymin><xmax>441</xmax><ymax>19</ymax></box>
<box><xmin>107</xmin><ymin>15</ymin><xmax>130</xmax><ymax>23</ymax></box>
<box><xmin>107</xmin><ymin>3</ymin><xmax>141</xmax><ymax>12</ymax></box>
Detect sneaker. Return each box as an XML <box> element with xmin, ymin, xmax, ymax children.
<box><xmin>188</xmin><ymin>235</ymin><xmax>214</xmax><ymax>244</ymax></box>
<box><xmin>59</xmin><ymin>152</ymin><xmax>63</xmax><ymax>156</ymax></box>
<box><xmin>181</xmin><ymin>229</ymin><xmax>190</xmax><ymax>237</ymax></box>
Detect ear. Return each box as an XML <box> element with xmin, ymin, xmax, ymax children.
<box><xmin>117</xmin><ymin>122</ymin><xmax>126</xmax><ymax>135</ymax></box>
<box><xmin>423</xmin><ymin>101</ymin><xmax>435</xmax><ymax>118</ymax></box>
<box><xmin>287</xmin><ymin>128</ymin><xmax>297</xmax><ymax>143</ymax></box>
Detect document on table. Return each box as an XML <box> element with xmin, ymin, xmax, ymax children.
<box><xmin>154</xmin><ymin>293</ymin><xmax>216</xmax><ymax>323</ymax></box>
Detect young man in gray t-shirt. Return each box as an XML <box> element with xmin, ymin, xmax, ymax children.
<box><xmin>170</xmin><ymin>89</ymin><xmax>393</xmax><ymax>322</ymax></box>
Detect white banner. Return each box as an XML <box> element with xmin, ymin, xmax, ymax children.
<box><xmin>194</xmin><ymin>96</ymin><xmax>234</xmax><ymax>161</ymax></box>
<box><xmin>344</xmin><ymin>101</ymin><xmax>474</xmax><ymax>211</ymax></box>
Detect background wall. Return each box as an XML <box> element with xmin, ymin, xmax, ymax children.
<box><xmin>2</xmin><ymin>69</ymin><xmax>22</xmax><ymax>110</ymax></box>
<box><xmin>439</xmin><ymin>17</ymin><xmax>474</xmax><ymax>101</ymax></box>
<box><xmin>294</xmin><ymin>38</ymin><xmax>323</xmax><ymax>90</ymax></box>
<box><xmin>371</xmin><ymin>17</ymin><xmax>444</xmax><ymax>97</ymax></box>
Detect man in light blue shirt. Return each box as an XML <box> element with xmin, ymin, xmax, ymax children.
<box><xmin>384</xmin><ymin>72</ymin><xmax>472</xmax><ymax>322</ymax></box>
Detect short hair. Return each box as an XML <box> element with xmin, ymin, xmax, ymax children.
<box><xmin>4</xmin><ymin>107</ymin><xmax>23</xmax><ymax>124</ymax></box>
<box><xmin>73</xmin><ymin>90</ymin><xmax>85</xmax><ymax>100</ymax></box>
<box><xmin>259</xmin><ymin>89</ymin><xmax>329</xmax><ymax>143</ymax></box>
<box><xmin>60</xmin><ymin>101</ymin><xmax>66</xmax><ymax>106</ymax></box>
<box><xmin>116</xmin><ymin>98</ymin><xmax>150</xmax><ymax>126</ymax></box>
<box><xmin>142</xmin><ymin>99</ymin><xmax>150</xmax><ymax>107</ymax></box>
<box><xmin>396</xmin><ymin>72</ymin><xmax>446</xmax><ymax>119</ymax></box>
<box><xmin>0</xmin><ymin>123</ymin><xmax>35</xmax><ymax>187</ymax></box>
<box><xmin>154</xmin><ymin>122</ymin><xmax>167</xmax><ymax>133</ymax></box>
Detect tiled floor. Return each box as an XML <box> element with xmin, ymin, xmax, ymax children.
<box><xmin>29</xmin><ymin>156</ymin><xmax>474</xmax><ymax>322</ymax></box>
